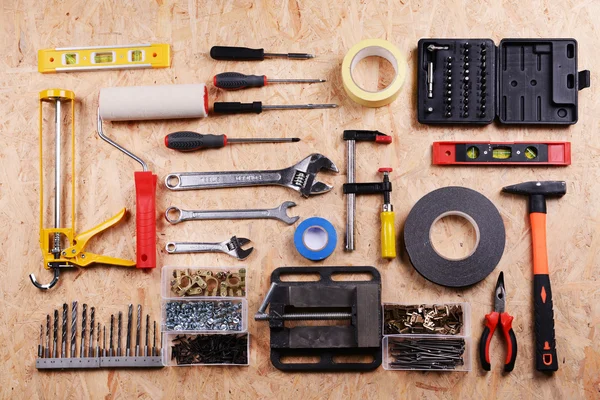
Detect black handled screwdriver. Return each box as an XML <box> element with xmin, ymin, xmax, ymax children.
<box><xmin>210</xmin><ymin>46</ymin><xmax>314</xmax><ymax>61</ymax></box>
<box><xmin>214</xmin><ymin>72</ymin><xmax>325</xmax><ymax>90</ymax></box>
<box><xmin>165</xmin><ymin>131</ymin><xmax>300</xmax><ymax>152</ymax></box>
<box><xmin>213</xmin><ymin>101</ymin><xmax>337</xmax><ymax>115</ymax></box>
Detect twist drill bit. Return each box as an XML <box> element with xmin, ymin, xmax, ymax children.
<box><xmin>144</xmin><ymin>314</ymin><xmax>149</xmax><ymax>356</ymax></box>
<box><xmin>96</xmin><ymin>322</ymin><xmax>100</xmax><ymax>358</ymax></box>
<box><xmin>136</xmin><ymin>305</ymin><xmax>141</xmax><ymax>356</ymax></box>
<box><xmin>80</xmin><ymin>304</ymin><xmax>87</xmax><ymax>357</ymax></box>
<box><xmin>38</xmin><ymin>325</ymin><xmax>43</xmax><ymax>358</ymax></box>
<box><xmin>126</xmin><ymin>304</ymin><xmax>132</xmax><ymax>356</ymax></box>
<box><xmin>45</xmin><ymin>315</ymin><xmax>50</xmax><ymax>358</ymax></box>
<box><xmin>70</xmin><ymin>301</ymin><xmax>77</xmax><ymax>357</ymax></box>
<box><xmin>117</xmin><ymin>312</ymin><xmax>122</xmax><ymax>357</ymax></box>
<box><xmin>102</xmin><ymin>325</ymin><xmax>106</xmax><ymax>357</ymax></box>
<box><xmin>152</xmin><ymin>320</ymin><xmax>156</xmax><ymax>357</ymax></box>
<box><xmin>109</xmin><ymin>314</ymin><xmax>114</xmax><ymax>357</ymax></box>
<box><xmin>89</xmin><ymin>307</ymin><xmax>95</xmax><ymax>357</ymax></box>
<box><xmin>52</xmin><ymin>310</ymin><xmax>58</xmax><ymax>358</ymax></box>
<box><xmin>61</xmin><ymin>304</ymin><xmax>67</xmax><ymax>358</ymax></box>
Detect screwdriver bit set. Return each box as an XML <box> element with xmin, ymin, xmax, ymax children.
<box><xmin>36</xmin><ymin>302</ymin><xmax>162</xmax><ymax>370</ymax></box>
<box><xmin>417</xmin><ymin>38</ymin><xmax>590</xmax><ymax>125</ymax></box>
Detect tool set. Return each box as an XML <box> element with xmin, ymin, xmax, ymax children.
<box><xmin>36</xmin><ymin>302</ymin><xmax>162</xmax><ymax>370</ymax></box>
<box><xmin>31</xmin><ymin>36</ymin><xmax>588</xmax><ymax>376</ymax></box>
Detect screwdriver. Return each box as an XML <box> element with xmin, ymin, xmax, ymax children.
<box><xmin>214</xmin><ymin>72</ymin><xmax>325</xmax><ymax>90</ymax></box>
<box><xmin>378</xmin><ymin>168</ymin><xmax>396</xmax><ymax>260</ymax></box>
<box><xmin>214</xmin><ymin>101</ymin><xmax>337</xmax><ymax>115</ymax></box>
<box><xmin>165</xmin><ymin>131</ymin><xmax>300</xmax><ymax>152</ymax></box>
<box><xmin>210</xmin><ymin>46</ymin><xmax>314</xmax><ymax>61</ymax></box>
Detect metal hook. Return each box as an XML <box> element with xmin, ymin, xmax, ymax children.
<box><xmin>30</xmin><ymin>267</ymin><xmax>60</xmax><ymax>290</ymax></box>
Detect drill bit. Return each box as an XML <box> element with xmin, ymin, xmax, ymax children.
<box><xmin>80</xmin><ymin>304</ymin><xmax>87</xmax><ymax>357</ymax></box>
<box><xmin>61</xmin><ymin>303</ymin><xmax>67</xmax><ymax>358</ymax></box>
<box><xmin>144</xmin><ymin>314</ymin><xmax>149</xmax><ymax>356</ymax></box>
<box><xmin>126</xmin><ymin>304</ymin><xmax>132</xmax><ymax>356</ymax></box>
<box><xmin>109</xmin><ymin>314</ymin><xmax>114</xmax><ymax>357</ymax></box>
<box><xmin>89</xmin><ymin>307</ymin><xmax>95</xmax><ymax>357</ymax></box>
<box><xmin>45</xmin><ymin>314</ymin><xmax>50</xmax><ymax>358</ymax></box>
<box><xmin>38</xmin><ymin>325</ymin><xmax>43</xmax><ymax>358</ymax></box>
<box><xmin>136</xmin><ymin>305</ymin><xmax>141</xmax><ymax>356</ymax></box>
<box><xmin>117</xmin><ymin>311</ymin><xmax>122</xmax><ymax>357</ymax></box>
<box><xmin>52</xmin><ymin>310</ymin><xmax>58</xmax><ymax>358</ymax></box>
<box><xmin>96</xmin><ymin>322</ymin><xmax>100</xmax><ymax>358</ymax></box>
<box><xmin>102</xmin><ymin>325</ymin><xmax>106</xmax><ymax>357</ymax></box>
<box><xmin>152</xmin><ymin>320</ymin><xmax>156</xmax><ymax>357</ymax></box>
<box><xmin>70</xmin><ymin>301</ymin><xmax>77</xmax><ymax>357</ymax></box>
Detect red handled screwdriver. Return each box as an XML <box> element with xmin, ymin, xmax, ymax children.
<box><xmin>214</xmin><ymin>72</ymin><xmax>326</xmax><ymax>90</ymax></box>
<box><xmin>165</xmin><ymin>131</ymin><xmax>300</xmax><ymax>152</ymax></box>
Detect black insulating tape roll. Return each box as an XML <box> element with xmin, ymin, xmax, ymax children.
<box><xmin>404</xmin><ymin>187</ymin><xmax>505</xmax><ymax>288</ymax></box>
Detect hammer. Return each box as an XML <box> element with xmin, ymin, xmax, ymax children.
<box><xmin>503</xmin><ymin>181</ymin><xmax>566</xmax><ymax>372</ymax></box>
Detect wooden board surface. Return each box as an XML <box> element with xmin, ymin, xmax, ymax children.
<box><xmin>1</xmin><ymin>0</ymin><xmax>599</xmax><ymax>398</ymax></box>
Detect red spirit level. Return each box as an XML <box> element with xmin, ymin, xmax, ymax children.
<box><xmin>433</xmin><ymin>142</ymin><xmax>571</xmax><ymax>166</ymax></box>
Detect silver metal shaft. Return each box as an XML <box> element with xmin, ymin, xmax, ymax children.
<box><xmin>52</xmin><ymin>310</ymin><xmax>58</xmax><ymax>358</ymax></box>
<box><xmin>89</xmin><ymin>307</ymin><xmax>95</xmax><ymax>357</ymax></box>
<box><xmin>96</xmin><ymin>322</ymin><xmax>100</xmax><ymax>358</ymax></box>
<box><xmin>152</xmin><ymin>321</ymin><xmax>156</xmax><ymax>357</ymax></box>
<box><xmin>126</xmin><ymin>304</ymin><xmax>132</xmax><ymax>356</ymax></box>
<box><xmin>52</xmin><ymin>99</ymin><xmax>62</xmax><ymax>257</ymax></box>
<box><xmin>97</xmin><ymin>111</ymin><xmax>148</xmax><ymax>171</ymax></box>
<box><xmin>102</xmin><ymin>326</ymin><xmax>106</xmax><ymax>357</ymax></box>
<box><xmin>427</xmin><ymin>61</ymin><xmax>434</xmax><ymax>99</ymax></box>
<box><xmin>345</xmin><ymin>139</ymin><xmax>356</xmax><ymax>251</ymax></box>
<box><xmin>117</xmin><ymin>312</ymin><xmax>122</xmax><ymax>356</ymax></box>
<box><xmin>264</xmin><ymin>52</ymin><xmax>315</xmax><ymax>59</ymax></box>
<box><xmin>80</xmin><ymin>304</ymin><xmax>87</xmax><ymax>357</ymax></box>
<box><xmin>144</xmin><ymin>314</ymin><xmax>149</xmax><ymax>356</ymax></box>
<box><xmin>61</xmin><ymin>304</ymin><xmax>67</xmax><ymax>358</ymax></box>
<box><xmin>255</xmin><ymin>312</ymin><xmax>352</xmax><ymax>321</ymax></box>
<box><xmin>228</xmin><ymin>137</ymin><xmax>300</xmax><ymax>144</ymax></box>
<box><xmin>263</xmin><ymin>103</ymin><xmax>337</xmax><ymax>111</ymax></box>
<box><xmin>267</xmin><ymin>78</ymin><xmax>325</xmax><ymax>84</ymax></box>
<box><xmin>45</xmin><ymin>315</ymin><xmax>50</xmax><ymax>358</ymax></box>
<box><xmin>70</xmin><ymin>301</ymin><xmax>77</xmax><ymax>357</ymax></box>
<box><xmin>136</xmin><ymin>305</ymin><xmax>141</xmax><ymax>356</ymax></box>
<box><xmin>38</xmin><ymin>325</ymin><xmax>43</xmax><ymax>358</ymax></box>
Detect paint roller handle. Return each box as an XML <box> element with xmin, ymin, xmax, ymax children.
<box><xmin>210</xmin><ymin>46</ymin><xmax>265</xmax><ymax>61</ymax></box>
<box><xmin>134</xmin><ymin>171</ymin><xmax>157</xmax><ymax>269</ymax></box>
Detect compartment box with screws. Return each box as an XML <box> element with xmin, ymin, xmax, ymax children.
<box><xmin>383</xmin><ymin>335</ymin><xmax>472</xmax><ymax>371</ymax></box>
<box><xmin>161</xmin><ymin>298</ymin><xmax>248</xmax><ymax>334</ymax></box>
<box><xmin>162</xmin><ymin>266</ymin><xmax>247</xmax><ymax>299</ymax></box>
<box><xmin>162</xmin><ymin>332</ymin><xmax>250</xmax><ymax>367</ymax></box>
<box><xmin>382</xmin><ymin>303</ymin><xmax>471</xmax><ymax>371</ymax></box>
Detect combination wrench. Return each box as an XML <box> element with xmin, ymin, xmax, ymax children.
<box><xmin>165</xmin><ymin>201</ymin><xmax>299</xmax><ymax>225</ymax></box>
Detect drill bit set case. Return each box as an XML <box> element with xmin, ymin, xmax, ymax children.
<box><xmin>417</xmin><ymin>38</ymin><xmax>590</xmax><ymax>125</ymax></box>
<box><xmin>161</xmin><ymin>266</ymin><xmax>250</xmax><ymax>366</ymax></box>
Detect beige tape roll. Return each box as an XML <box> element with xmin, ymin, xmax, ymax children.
<box><xmin>99</xmin><ymin>84</ymin><xmax>209</xmax><ymax>121</ymax></box>
<box><xmin>342</xmin><ymin>39</ymin><xmax>407</xmax><ymax>107</ymax></box>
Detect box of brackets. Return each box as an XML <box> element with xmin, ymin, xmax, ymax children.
<box><xmin>417</xmin><ymin>38</ymin><xmax>590</xmax><ymax>125</ymax></box>
<box><xmin>382</xmin><ymin>302</ymin><xmax>472</xmax><ymax>371</ymax></box>
<box><xmin>161</xmin><ymin>266</ymin><xmax>250</xmax><ymax>366</ymax></box>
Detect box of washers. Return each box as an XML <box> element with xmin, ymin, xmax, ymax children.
<box><xmin>161</xmin><ymin>266</ymin><xmax>249</xmax><ymax>366</ymax></box>
<box><xmin>382</xmin><ymin>303</ymin><xmax>472</xmax><ymax>371</ymax></box>
<box><xmin>417</xmin><ymin>38</ymin><xmax>590</xmax><ymax>125</ymax></box>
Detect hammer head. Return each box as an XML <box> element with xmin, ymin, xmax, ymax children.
<box><xmin>502</xmin><ymin>181</ymin><xmax>566</xmax><ymax>197</ymax></box>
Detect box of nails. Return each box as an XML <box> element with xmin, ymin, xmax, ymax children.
<box><xmin>161</xmin><ymin>266</ymin><xmax>250</xmax><ymax>366</ymax></box>
<box><xmin>381</xmin><ymin>303</ymin><xmax>472</xmax><ymax>371</ymax></box>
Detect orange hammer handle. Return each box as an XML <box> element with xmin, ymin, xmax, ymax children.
<box><xmin>530</xmin><ymin>213</ymin><xmax>549</xmax><ymax>275</ymax></box>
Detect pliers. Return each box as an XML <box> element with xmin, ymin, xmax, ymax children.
<box><xmin>479</xmin><ymin>271</ymin><xmax>518</xmax><ymax>372</ymax></box>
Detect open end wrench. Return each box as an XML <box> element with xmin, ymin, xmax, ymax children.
<box><xmin>165</xmin><ymin>201</ymin><xmax>300</xmax><ymax>225</ymax></box>
<box><xmin>164</xmin><ymin>153</ymin><xmax>338</xmax><ymax>198</ymax></box>
<box><xmin>165</xmin><ymin>236</ymin><xmax>254</xmax><ymax>260</ymax></box>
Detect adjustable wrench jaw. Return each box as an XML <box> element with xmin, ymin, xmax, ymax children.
<box><xmin>222</xmin><ymin>237</ymin><xmax>254</xmax><ymax>260</ymax></box>
<box><xmin>283</xmin><ymin>154</ymin><xmax>339</xmax><ymax>197</ymax></box>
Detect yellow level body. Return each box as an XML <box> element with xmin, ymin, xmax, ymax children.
<box><xmin>38</xmin><ymin>44</ymin><xmax>170</xmax><ymax>73</ymax></box>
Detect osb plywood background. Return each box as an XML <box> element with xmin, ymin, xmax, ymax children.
<box><xmin>1</xmin><ymin>0</ymin><xmax>599</xmax><ymax>399</ymax></box>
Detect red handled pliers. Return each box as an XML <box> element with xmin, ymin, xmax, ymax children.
<box><xmin>479</xmin><ymin>271</ymin><xmax>518</xmax><ymax>372</ymax></box>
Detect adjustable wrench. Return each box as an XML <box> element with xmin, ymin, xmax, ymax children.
<box><xmin>166</xmin><ymin>236</ymin><xmax>254</xmax><ymax>260</ymax></box>
<box><xmin>165</xmin><ymin>201</ymin><xmax>299</xmax><ymax>225</ymax></box>
<box><xmin>164</xmin><ymin>153</ymin><xmax>338</xmax><ymax>198</ymax></box>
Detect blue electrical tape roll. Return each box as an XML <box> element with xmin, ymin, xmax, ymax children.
<box><xmin>294</xmin><ymin>217</ymin><xmax>337</xmax><ymax>261</ymax></box>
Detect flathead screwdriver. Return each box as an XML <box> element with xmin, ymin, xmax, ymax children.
<box><xmin>214</xmin><ymin>101</ymin><xmax>337</xmax><ymax>115</ymax></box>
<box><xmin>214</xmin><ymin>72</ymin><xmax>325</xmax><ymax>90</ymax></box>
<box><xmin>165</xmin><ymin>131</ymin><xmax>300</xmax><ymax>152</ymax></box>
<box><xmin>210</xmin><ymin>46</ymin><xmax>314</xmax><ymax>61</ymax></box>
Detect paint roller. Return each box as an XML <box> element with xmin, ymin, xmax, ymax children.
<box><xmin>97</xmin><ymin>83</ymin><xmax>209</xmax><ymax>269</ymax></box>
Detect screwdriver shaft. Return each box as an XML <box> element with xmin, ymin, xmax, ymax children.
<box><xmin>228</xmin><ymin>137</ymin><xmax>300</xmax><ymax>144</ymax></box>
<box><xmin>264</xmin><ymin>52</ymin><xmax>314</xmax><ymax>59</ymax></box>
<box><xmin>263</xmin><ymin>104</ymin><xmax>338</xmax><ymax>110</ymax></box>
<box><xmin>268</xmin><ymin>78</ymin><xmax>325</xmax><ymax>83</ymax></box>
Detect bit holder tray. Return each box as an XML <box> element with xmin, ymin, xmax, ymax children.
<box><xmin>36</xmin><ymin>356</ymin><xmax>163</xmax><ymax>370</ymax></box>
<box><xmin>417</xmin><ymin>38</ymin><xmax>590</xmax><ymax>125</ymax></box>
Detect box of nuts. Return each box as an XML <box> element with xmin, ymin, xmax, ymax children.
<box><xmin>161</xmin><ymin>266</ymin><xmax>250</xmax><ymax>367</ymax></box>
<box><xmin>381</xmin><ymin>303</ymin><xmax>472</xmax><ymax>371</ymax></box>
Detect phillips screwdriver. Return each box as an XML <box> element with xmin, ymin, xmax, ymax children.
<box><xmin>210</xmin><ymin>45</ymin><xmax>314</xmax><ymax>61</ymax></box>
<box><xmin>214</xmin><ymin>72</ymin><xmax>325</xmax><ymax>90</ymax></box>
<box><xmin>378</xmin><ymin>168</ymin><xmax>396</xmax><ymax>260</ymax></box>
<box><xmin>214</xmin><ymin>101</ymin><xmax>337</xmax><ymax>115</ymax></box>
<box><xmin>165</xmin><ymin>131</ymin><xmax>300</xmax><ymax>152</ymax></box>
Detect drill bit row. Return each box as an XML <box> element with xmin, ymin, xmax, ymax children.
<box><xmin>37</xmin><ymin>302</ymin><xmax>161</xmax><ymax>360</ymax></box>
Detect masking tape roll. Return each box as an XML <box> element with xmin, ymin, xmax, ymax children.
<box><xmin>341</xmin><ymin>39</ymin><xmax>407</xmax><ymax>108</ymax></box>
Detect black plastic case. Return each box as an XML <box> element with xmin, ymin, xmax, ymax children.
<box><xmin>417</xmin><ymin>38</ymin><xmax>590</xmax><ymax>125</ymax></box>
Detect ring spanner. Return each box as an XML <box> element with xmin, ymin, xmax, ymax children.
<box><xmin>165</xmin><ymin>201</ymin><xmax>299</xmax><ymax>225</ymax></box>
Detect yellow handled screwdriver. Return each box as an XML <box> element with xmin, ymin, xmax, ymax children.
<box><xmin>378</xmin><ymin>168</ymin><xmax>396</xmax><ymax>259</ymax></box>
